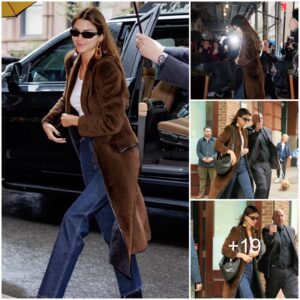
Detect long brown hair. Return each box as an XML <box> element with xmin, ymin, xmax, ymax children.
<box><xmin>231</xmin><ymin>108</ymin><xmax>251</xmax><ymax>125</ymax></box>
<box><xmin>238</xmin><ymin>205</ymin><xmax>260</xmax><ymax>226</ymax></box>
<box><xmin>230</xmin><ymin>15</ymin><xmax>261</xmax><ymax>51</ymax></box>
<box><xmin>72</xmin><ymin>7</ymin><xmax>125</xmax><ymax>76</ymax></box>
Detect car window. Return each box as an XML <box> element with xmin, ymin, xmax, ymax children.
<box><xmin>27</xmin><ymin>38</ymin><xmax>73</xmax><ymax>83</ymax></box>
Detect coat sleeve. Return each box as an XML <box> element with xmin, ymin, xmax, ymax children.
<box><xmin>41</xmin><ymin>95</ymin><xmax>65</xmax><ymax>127</ymax></box>
<box><xmin>78</xmin><ymin>59</ymin><xmax>127</xmax><ymax>137</ymax></box>
<box><xmin>238</xmin><ymin>32</ymin><xmax>253</xmax><ymax>67</ymax></box>
<box><xmin>287</xmin><ymin>144</ymin><xmax>291</xmax><ymax>157</ymax></box>
<box><xmin>191</xmin><ymin>236</ymin><xmax>202</xmax><ymax>284</ymax></box>
<box><xmin>262</xmin><ymin>227</ymin><xmax>275</xmax><ymax>247</ymax></box>
<box><xmin>164</xmin><ymin>47</ymin><xmax>189</xmax><ymax>63</ymax></box>
<box><xmin>157</xmin><ymin>51</ymin><xmax>189</xmax><ymax>90</ymax></box>
<box><xmin>196</xmin><ymin>139</ymin><xmax>204</xmax><ymax>160</ymax></box>
<box><xmin>222</xmin><ymin>226</ymin><xmax>239</xmax><ymax>259</ymax></box>
<box><xmin>215</xmin><ymin>125</ymin><xmax>232</xmax><ymax>155</ymax></box>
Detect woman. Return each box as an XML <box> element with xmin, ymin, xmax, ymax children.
<box><xmin>209</xmin><ymin>108</ymin><xmax>254</xmax><ymax>199</ymax></box>
<box><xmin>221</xmin><ymin>205</ymin><xmax>265</xmax><ymax>298</ymax></box>
<box><xmin>230</xmin><ymin>15</ymin><xmax>265</xmax><ymax>99</ymax></box>
<box><xmin>38</xmin><ymin>7</ymin><xmax>150</xmax><ymax>298</ymax></box>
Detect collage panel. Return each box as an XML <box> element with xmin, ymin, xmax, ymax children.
<box><xmin>191</xmin><ymin>200</ymin><xmax>299</xmax><ymax>298</ymax></box>
<box><xmin>190</xmin><ymin>100</ymin><xmax>298</xmax><ymax>200</ymax></box>
<box><xmin>191</xmin><ymin>1</ymin><xmax>298</xmax><ymax>100</ymax></box>
<box><xmin>2</xmin><ymin>1</ymin><xmax>189</xmax><ymax>298</ymax></box>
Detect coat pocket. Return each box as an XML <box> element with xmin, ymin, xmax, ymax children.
<box><xmin>113</xmin><ymin>133</ymin><xmax>138</xmax><ymax>153</ymax></box>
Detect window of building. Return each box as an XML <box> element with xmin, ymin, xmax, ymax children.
<box><xmin>21</xmin><ymin>2</ymin><xmax>43</xmax><ymax>36</ymax></box>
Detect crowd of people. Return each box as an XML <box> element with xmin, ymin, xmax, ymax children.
<box><xmin>191</xmin><ymin>16</ymin><xmax>298</xmax><ymax>99</ymax></box>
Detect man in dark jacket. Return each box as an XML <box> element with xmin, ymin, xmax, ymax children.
<box><xmin>196</xmin><ymin>127</ymin><xmax>217</xmax><ymax>198</ymax></box>
<box><xmin>258</xmin><ymin>209</ymin><xmax>298</xmax><ymax>298</ymax></box>
<box><xmin>247</xmin><ymin>112</ymin><xmax>279</xmax><ymax>199</ymax></box>
<box><xmin>260</xmin><ymin>39</ymin><xmax>278</xmax><ymax>99</ymax></box>
<box><xmin>275</xmin><ymin>134</ymin><xmax>292</xmax><ymax>182</ymax></box>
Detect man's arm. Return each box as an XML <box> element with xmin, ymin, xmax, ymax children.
<box><xmin>164</xmin><ymin>47</ymin><xmax>189</xmax><ymax>63</ymax></box>
<box><xmin>156</xmin><ymin>54</ymin><xmax>189</xmax><ymax>90</ymax></box>
<box><xmin>196</xmin><ymin>139</ymin><xmax>205</xmax><ymax>160</ymax></box>
<box><xmin>262</xmin><ymin>227</ymin><xmax>275</xmax><ymax>247</ymax></box>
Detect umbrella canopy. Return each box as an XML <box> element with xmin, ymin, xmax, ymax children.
<box><xmin>2</xmin><ymin>2</ymin><xmax>35</xmax><ymax>18</ymax></box>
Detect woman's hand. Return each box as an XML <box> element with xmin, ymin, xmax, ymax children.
<box><xmin>227</xmin><ymin>149</ymin><xmax>237</xmax><ymax>165</ymax></box>
<box><xmin>235</xmin><ymin>56</ymin><xmax>240</xmax><ymax>65</ymax></box>
<box><xmin>42</xmin><ymin>122</ymin><xmax>66</xmax><ymax>144</ymax></box>
<box><xmin>241</xmin><ymin>148</ymin><xmax>249</xmax><ymax>155</ymax></box>
<box><xmin>249</xmin><ymin>250</ymin><xmax>259</xmax><ymax>258</ymax></box>
<box><xmin>237</xmin><ymin>252</ymin><xmax>253</xmax><ymax>263</ymax></box>
<box><xmin>61</xmin><ymin>113</ymin><xmax>79</xmax><ymax>127</ymax></box>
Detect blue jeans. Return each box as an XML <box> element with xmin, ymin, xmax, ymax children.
<box><xmin>234</xmin><ymin>82</ymin><xmax>244</xmax><ymax>99</ymax></box>
<box><xmin>238</xmin><ymin>263</ymin><xmax>254</xmax><ymax>298</ymax></box>
<box><xmin>38</xmin><ymin>137</ymin><xmax>142</xmax><ymax>298</ymax></box>
<box><xmin>225</xmin><ymin>157</ymin><xmax>254</xmax><ymax>199</ymax></box>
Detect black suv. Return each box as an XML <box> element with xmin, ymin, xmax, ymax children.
<box><xmin>2</xmin><ymin>4</ymin><xmax>189</xmax><ymax>211</ymax></box>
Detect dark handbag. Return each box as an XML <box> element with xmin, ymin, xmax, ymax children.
<box><xmin>219</xmin><ymin>256</ymin><xmax>240</xmax><ymax>282</ymax></box>
<box><xmin>215</xmin><ymin>153</ymin><xmax>232</xmax><ymax>175</ymax></box>
<box><xmin>219</xmin><ymin>228</ymin><xmax>243</xmax><ymax>282</ymax></box>
<box><xmin>215</xmin><ymin>126</ymin><xmax>235</xmax><ymax>175</ymax></box>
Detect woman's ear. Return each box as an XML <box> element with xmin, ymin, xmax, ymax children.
<box><xmin>98</xmin><ymin>34</ymin><xmax>104</xmax><ymax>43</ymax></box>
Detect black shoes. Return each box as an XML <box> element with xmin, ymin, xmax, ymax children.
<box><xmin>124</xmin><ymin>290</ymin><xmax>143</xmax><ymax>298</ymax></box>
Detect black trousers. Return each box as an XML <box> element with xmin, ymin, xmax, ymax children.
<box><xmin>251</xmin><ymin>161</ymin><xmax>272</xmax><ymax>199</ymax></box>
<box><xmin>265</xmin><ymin>74</ymin><xmax>277</xmax><ymax>99</ymax></box>
<box><xmin>277</xmin><ymin>158</ymin><xmax>288</xmax><ymax>179</ymax></box>
<box><xmin>265</xmin><ymin>266</ymin><xmax>298</xmax><ymax>298</ymax></box>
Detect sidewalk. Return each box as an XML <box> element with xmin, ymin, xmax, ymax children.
<box><xmin>268</xmin><ymin>167</ymin><xmax>298</xmax><ymax>199</ymax></box>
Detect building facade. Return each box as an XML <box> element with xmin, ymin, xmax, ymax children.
<box><xmin>2</xmin><ymin>2</ymin><xmax>133</xmax><ymax>58</ymax></box>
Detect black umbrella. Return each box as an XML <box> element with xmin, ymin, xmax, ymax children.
<box><xmin>133</xmin><ymin>2</ymin><xmax>143</xmax><ymax>34</ymax></box>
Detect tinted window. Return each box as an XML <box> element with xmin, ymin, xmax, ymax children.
<box><xmin>28</xmin><ymin>38</ymin><xmax>73</xmax><ymax>82</ymax></box>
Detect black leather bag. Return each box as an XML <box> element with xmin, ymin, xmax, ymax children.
<box><xmin>215</xmin><ymin>126</ymin><xmax>235</xmax><ymax>175</ymax></box>
<box><xmin>219</xmin><ymin>256</ymin><xmax>240</xmax><ymax>282</ymax></box>
<box><xmin>215</xmin><ymin>153</ymin><xmax>232</xmax><ymax>175</ymax></box>
<box><xmin>219</xmin><ymin>228</ymin><xmax>243</xmax><ymax>282</ymax></box>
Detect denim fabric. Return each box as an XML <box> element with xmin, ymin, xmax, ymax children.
<box><xmin>234</xmin><ymin>82</ymin><xmax>244</xmax><ymax>99</ymax></box>
<box><xmin>238</xmin><ymin>263</ymin><xmax>254</xmax><ymax>298</ymax></box>
<box><xmin>225</xmin><ymin>157</ymin><xmax>254</xmax><ymax>199</ymax></box>
<box><xmin>37</xmin><ymin>137</ymin><xmax>142</xmax><ymax>298</ymax></box>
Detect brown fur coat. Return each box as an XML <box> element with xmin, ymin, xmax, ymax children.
<box><xmin>42</xmin><ymin>51</ymin><xmax>151</xmax><ymax>276</ymax></box>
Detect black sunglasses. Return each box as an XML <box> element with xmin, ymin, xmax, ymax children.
<box><xmin>248</xmin><ymin>215</ymin><xmax>259</xmax><ymax>221</ymax></box>
<box><xmin>70</xmin><ymin>29</ymin><xmax>98</xmax><ymax>39</ymax></box>
<box><xmin>241</xmin><ymin>117</ymin><xmax>251</xmax><ymax>122</ymax></box>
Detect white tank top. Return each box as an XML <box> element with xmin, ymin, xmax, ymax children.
<box><xmin>70</xmin><ymin>76</ymin><xmax>84</xmax><ymax>116</ymax></box>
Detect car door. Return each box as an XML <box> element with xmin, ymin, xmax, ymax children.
<box><xmin>120</xmin><ymin>5</ymin><xmax>160</xmax><ymax>129</ymax></box>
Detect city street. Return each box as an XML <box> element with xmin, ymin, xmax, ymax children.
<box><xmin>2</xmin><ymin>189</ymin><xmax>188</xmax><ymax>298</ymax></box>
<box><xmin>269</xmin><ymin>167</ymin><xmax>298</xmax><ymax>199</ymax></box>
